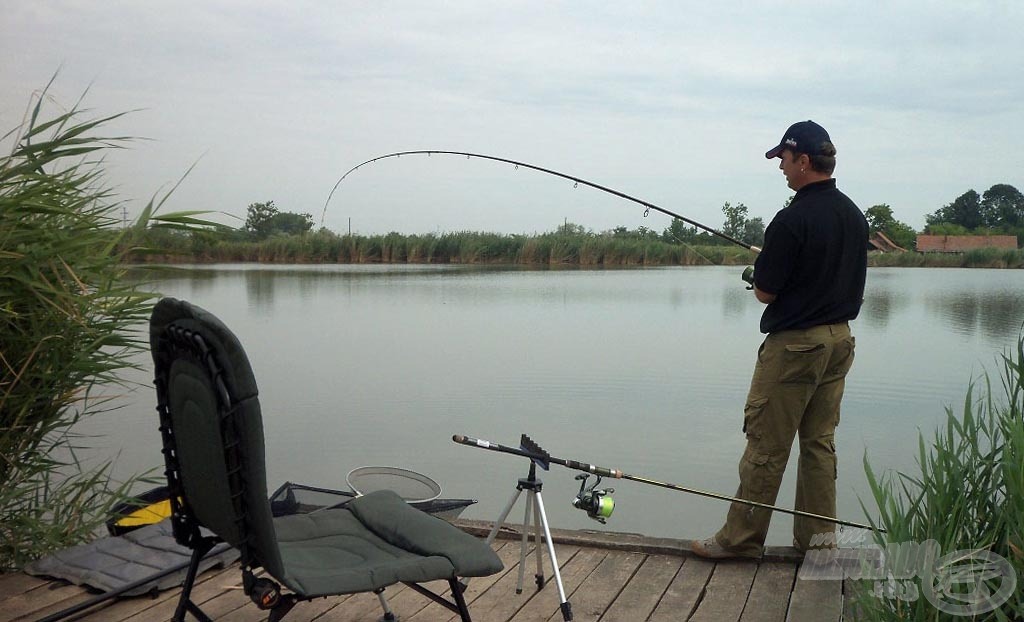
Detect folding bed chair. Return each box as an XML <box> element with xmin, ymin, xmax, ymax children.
<box><xmin>150</xmin><ymin>297</ymin><xmax>503</xmax><ymax>621</ymax></box>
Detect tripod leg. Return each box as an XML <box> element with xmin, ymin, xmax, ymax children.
<box><xmin>485</xmin><ymin>488</ymin><xmax>523</xmax><ymax>546</ymax></box>
<box><xmin>515</xmin><ymin>491</ymin><xmax>533</xmax><ymax>594</ymax></box>
<box><xmin>534</xmin><ymin>492</ymin><xmax>573</xmax><ymax>621</ymax></box>
<box><xmin>532</xmin><ymin>491</ymin><xmax>544</xmax><ymax>590</ymax></box>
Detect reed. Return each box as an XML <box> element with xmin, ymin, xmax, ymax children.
<box><xmin>868</xmin><ymin>249</ymin><xmax>1024</xmax><ymax>268</ymax></box>
<box><xmin>0</xmin><ymin>88</ymin><xmax>214</xmax><ymax>569</ymax></box>
<box><xmin>855</xmin><ymin>335</ymin><xmax>1024</xmax><ymax>619</ymax></box>
<box><xmin>126</xmin><ymin>229</ymin><xmax>760</xmax><ymax>267</ymax></box>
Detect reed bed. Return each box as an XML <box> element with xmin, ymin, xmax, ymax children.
<box><xmin>125</xmin><ymin>229</ymin><xmax>759</xmax><ymax>266</ymax></box>
<box><xmin>869</xmin><ymin>248</ymin><xmax>1024</xmax><ymax>268</ymax></box>
<box><xmin>0</xmin><ymin>91</ymin><xmax>213</xmax><ymax>569</ymax></box>
<box><xmin>855</xmin><ymin>335</ymin><xmax>1024</xmax><ymax>619</ymax></box>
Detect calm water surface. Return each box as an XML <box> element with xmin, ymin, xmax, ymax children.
<box><xmin>87</xmin><ymin>265</ymin><xmax>1024</xmax><ymax>545</ymax></box>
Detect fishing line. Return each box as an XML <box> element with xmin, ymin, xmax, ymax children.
<box><xmin>453</xmin><ymin>433</ymin><xmax>883</xmax><ymax>533</ymax></box>
<box><xmin>322</xmin><ymin>150</ymin><xmax>761</xmax><ymax>253</ymax></box>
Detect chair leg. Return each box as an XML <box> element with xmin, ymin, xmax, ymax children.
<box><xmin>172</xmin><ymin>541</ymin><xmax>214</xmax><ymax>622</ymax></box>
<box><xmin>374</xmin><ymin>587</ymin><xmax>398</xmax><ymax>621</ymax></box>
<box><xmin>449</xmin><ymin>578</ymin><xmax>472</xmax><ymax>622</ymax></box>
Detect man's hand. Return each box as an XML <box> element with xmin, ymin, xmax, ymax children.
<box><xmin>754</xmin><ymin>285</ymin><xmax>776</xmax><ymax>304</ymax></box>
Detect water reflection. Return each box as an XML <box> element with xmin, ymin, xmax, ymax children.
<box><xmin>861</xmin><ymin>287</ymin><xmax>910</xmax><ymax>329</ymax></box>
<box><xmin>926</xmin><ymin>291</ymin><xmax>1024</xmax><ymax>340</ymax></box>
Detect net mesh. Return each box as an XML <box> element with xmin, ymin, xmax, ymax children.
<box><xmin>346</xmin><ymin>466</ymin><xmax>442</xmax><ymax>502</ymax></box>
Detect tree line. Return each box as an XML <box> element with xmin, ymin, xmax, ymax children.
<box><xmin>867</xmin><ymin>183</ymin><xmax>1023</xmax><ymax>250</ymax></box>
<box><xmin>238</xmin><ymin>184</ymin><xmax>1022</xmax><ymax>253</ymax></box>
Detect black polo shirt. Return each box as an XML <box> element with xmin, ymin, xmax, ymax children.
<box><xmin>754</xmin><ymin>178</ymin><xmax>868</xmax><ymax>334</ymax></box>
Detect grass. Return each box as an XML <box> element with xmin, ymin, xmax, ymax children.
<box><xmin>855</xmin><ymin>335</ymin><xmax>1024</xmax><ymax>619</ymax></box>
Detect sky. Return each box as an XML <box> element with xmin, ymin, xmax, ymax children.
<box><xmin>3</xmin><ymin>1</ymin><xmax>1023</xmax><ymax>235</ymax></box>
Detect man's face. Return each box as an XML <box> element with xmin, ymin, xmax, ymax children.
<box><xmin>778</xmin><ymin>149</ymin><xmax>806</xmax><ymax>191</ymax></box>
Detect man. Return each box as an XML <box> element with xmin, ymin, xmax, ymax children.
<box><xmin>692</xmin><ymin>120</ymin><xmax>868</xmax><ymax>559</ymax></box>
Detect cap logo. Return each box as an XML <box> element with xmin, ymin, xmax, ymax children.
<box><xmin>784</xmin><ymin>138</ymin><xmax>798</xmax><ymax>147</ymax></box>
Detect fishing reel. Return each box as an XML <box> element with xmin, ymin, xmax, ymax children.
<box><xmin>741</xmin><ymin>266</ymin><xmax>755</xmax><ymax>290</ymax></box>
<box><xmin>571</xmin><ymin>474</ymin><xmax>615</xmax><ymax>524</ymax></box>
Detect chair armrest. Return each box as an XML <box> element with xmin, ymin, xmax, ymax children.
<box><xmin>349</xmin><ymin>490</ymin><xmax>503</xmax><ymax>577</ymax></box>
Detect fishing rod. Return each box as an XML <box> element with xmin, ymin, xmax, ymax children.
<box><xmin>453</xmin><ymin>434</ymin><xmax>883</xmax><ymax>533</ymax></box>
<box><xmin>322</xmin><ymin>150</ymin><xmax>761</xmax><ymax>253</ymax></box>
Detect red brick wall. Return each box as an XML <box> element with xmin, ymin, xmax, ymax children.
<box><xmin>916</xmin><ymin>235</ymin><xmax>1018</xmax><ymax>252</ymax></box>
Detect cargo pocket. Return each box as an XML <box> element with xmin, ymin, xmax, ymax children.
<box><xmin>778</xmin><ymin>343</ymin><xmax>827</xmax><ymax>384</ymax></box>
<box><xmin>739</xmin><ymin>446</ymin><xmax>773</xmax><ymax>497</ymax></box>
<box><xmin>742</xmin><ymin>396</ymin><xmax>768</xmax><ymax>438</ymax></box>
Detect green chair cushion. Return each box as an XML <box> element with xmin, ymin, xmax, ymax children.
<box><xmin>273</xmin><ymin>505</ymin><xmax>455</xmax><ymax>597</ymax></box>
<box><xmin>348</xmin><ymin>490</ymin><xmax>503</xmax><ymax>578</ymax></box>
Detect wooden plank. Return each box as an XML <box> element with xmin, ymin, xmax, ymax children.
<box><xmin>0</xmin><ymin>574</ymin><xmax>52</xmax><ymax>602</ymax></box>
<box><xmin>547</xmin><ymin>550</ymin><xmax>645</xmax><ymax>622</ymax></box>
<box><xmin>688</xmin><ymin>561</ymin><xmax>758</xmax><ymax>622</ymax></box>
<box><xmin>787</xmin><ymin>575</ymin><xmax>842</xmax><ymax>622</ymax></box>
<box><xmin>599</xmin><ymin>555</ymin><xmax>682</xmax><ymax>622</ymax></box>
<box><xmin>507</xmin><ymin>546</ymin><xmax>608</xmax><ymax>622</ymax></box>
<box><xmin>311</xmin><ymin>585</ymin><xmax>414</xmax><ymax>622</ymax></box>
<box><xmin>403</xmin><ymin>540</ymin><xmax>527</xmax><ymax>622</ymax></box>
<box><xmin>160</xmin><ymin>582</ymin><xmax>254</xmax><ymax>622</ymax></box>
<box><xmin>738</xmin><ymin>562</ymin><xmax>796</xmax><ymax>622</ymax></box>
<box><xmin>648</xmin><ymin>557</ymin><xmax>715</xmax><ymax>622</ymax></box>
<box><xmin>2</xmin><ymin>581</ymin><xmax>88</xmax><ymax>622</ymax></box>
<box><xmin>117</xmin><ymin>566</ymin><xmax>250</xmax><ymax>622</ymax></box>
<box><xmin>457</xmin><ymin>544</ymin><xmax>579</xmax><ymax>622</ymax></box>
<box><xmin>72</xmin><ymin>564</ymin><xmax>239</xmax><ymax>622</ymax></box>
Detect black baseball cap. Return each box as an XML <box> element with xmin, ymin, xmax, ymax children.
<box><xmin>765</xmin><ymin>120</ymin><xmax>832</xmax><ymax>159</ymax></box>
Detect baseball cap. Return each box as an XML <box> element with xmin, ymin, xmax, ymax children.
<box><xmin>765</xmin><ymin>120</ymin><xmax>832</xmax><ymax>159</ymax></box>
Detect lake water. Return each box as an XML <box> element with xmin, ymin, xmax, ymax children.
<box><xmin>86</xmin><ymin>264</ymin><xmax>1024</xmax><ymax>546</ymax></box>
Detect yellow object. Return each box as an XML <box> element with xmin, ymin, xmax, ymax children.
<box><xmin>115</xmin><ymin>499</ymin><xmax>172</xmax><ymax>528</ymax></box>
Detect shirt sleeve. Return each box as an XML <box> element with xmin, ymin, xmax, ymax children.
<box><xmin>754</xmin><ymin>220</ymin><xmax>799</xmax><ymax>295</ymax></box>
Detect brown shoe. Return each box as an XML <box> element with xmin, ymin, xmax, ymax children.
<box><xmin>691</xmin><ymin>536</ymin><xmax>750</xmax><ymax>560</ymax></box>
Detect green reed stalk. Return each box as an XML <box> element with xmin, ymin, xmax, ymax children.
<box><xmin>856</xmin><ymin>335</ymin><xmax>1024</xmax><ymax>619</ymax></box>
<box><xmin>0</xmin><ymin>86</ymin><xmax>216</xmax><ymax>569</ymax></box>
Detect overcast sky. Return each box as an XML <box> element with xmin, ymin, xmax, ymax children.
<box><xmin>4</xmin><ymin>1</ymin><xmax>1023</xmax><ymax>235</ymax></box>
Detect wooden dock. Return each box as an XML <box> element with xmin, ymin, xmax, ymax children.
<box><xmin>1</xmin><ymin>523</ymin><xmax>859</xmax><ymax>622</ymax></box>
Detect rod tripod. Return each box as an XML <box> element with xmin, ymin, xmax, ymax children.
<box><xmin>485</xmin><ymin>460</ymin><xmax>573</xmax><ymax>621</ymax></box>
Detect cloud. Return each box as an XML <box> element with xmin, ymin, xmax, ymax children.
<box><xmin>2</xmin><ymin>1</ymin><xmax>1022</xmax><ymax>233</ymax></box>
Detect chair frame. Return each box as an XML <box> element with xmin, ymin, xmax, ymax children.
<box><xmin>153</xmin><ymin>307</ymin><xmax>479</xmax><ymax>622</ymax></box>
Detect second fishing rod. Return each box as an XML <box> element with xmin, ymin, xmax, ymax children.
<box><xmin>453</xmin><ymin>433</ymin><xmax>883</xmax><ymax>533</ymax></box>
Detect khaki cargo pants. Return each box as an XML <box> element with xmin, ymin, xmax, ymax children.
<box><xmin>715</xmin><ymin>322</ymin><xmax>855</xmax><ymax>557</ymax></box>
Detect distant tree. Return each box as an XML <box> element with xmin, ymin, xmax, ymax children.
<box><xmin>865</xmin><ymin>204</ymin><xmax>917</xmax><ymax>250</ymax></box>
<box><xmin>981</xmin><ymin>183</ymin><xmax>1024</xmax><ymax>228</ymax></box>
<box><xmin>925</xmin><ymin>222</ymin><xmax>971</xmax><ymax>236</ymax></box>
<box><xmin>245</xmin><ymin>201</ymin><xmax>313</xmax><ymax>239</ymax></box>
<box><xmin>926</xmin><ymin>190</ymin><xmax>983</xmax><ymax>230</ymax></box>
<box><xmin>742</xmin><ymin>217</ymin><xmax>765</xmax><ymax>247</ymax></box>
<box><xmin>245</xmin><ymin>200</ymin><xmax>279</xmax><ymax>238</ymax></box>
<box><xmin>662</xmin><ymin>219</ymin><xmax>698</xmax><ymax>244</ymax></box>
<box><xmin>865</xmin><ymin>204</ymin><xmax>896</xmax><ymax>232</ymax></box>
<box><xmin>556</xmin><ymin>221</ymin><xmax>588</xmax><ymax>236</ymax></box>
<box><xmin>267</xmin><ymin>211</ymin><xmax>314</xmax><ymax>236</ymax></box>
<box><xmin>721</xmin><ymin>202</ymin><xmax>749</xmax><ymax>240</ymax></box>
<box><xmin>717</xmin><ymin>202</ymin><xmax>763</xmax><ymax>246</ymax></box>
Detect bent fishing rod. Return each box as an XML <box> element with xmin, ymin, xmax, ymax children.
<box><xmin>323</xmin><ymin>150</ymin><xmax>760</xmax><ymax>253</ymax></box>
<box><xmin>453</xmin><ymin>434</ymin><xmax>883</xmax><ymax>533</ymax></box>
